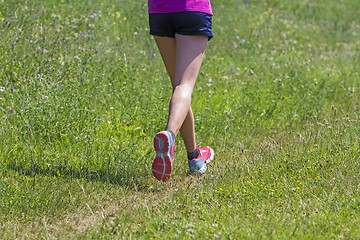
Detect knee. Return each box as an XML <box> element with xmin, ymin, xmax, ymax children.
<box><xmin>173</xmin><ymin>84</ymin><xmax>193</xmax><ymax>99</ymax></box>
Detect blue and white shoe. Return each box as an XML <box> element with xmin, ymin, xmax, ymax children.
<box><xmin>188</xmin><ymin>145</ymin><xmax>214</xmax><ymax>175</ymax></box>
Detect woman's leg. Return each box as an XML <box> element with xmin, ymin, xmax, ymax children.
<box><xmin>167</xmin><ymin>34</ymin><xmax>208</xmax><ymax>151</ymax></box>
<box><xmin>154</xmin><ymin>34</ymin><xmax>208</xmax><ymax>152</ymax></box>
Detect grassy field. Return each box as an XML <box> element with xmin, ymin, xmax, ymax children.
<box><xmin>0</xmin><ymin>0</ymin><xmax>359</xmax><ymax>238</ymax></box>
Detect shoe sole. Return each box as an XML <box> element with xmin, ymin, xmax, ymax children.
<box><xmin>152</xmin><ymin>132</ymin><xmax>173</xmax><ymax>182</ymax></box>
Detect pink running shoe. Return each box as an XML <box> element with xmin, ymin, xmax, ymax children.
<box><xmin>188</xmin><ymin>144</ymin><xmax>214</xmax><ymax>175</ymax></box>
<box><xmin>152</xmin><ymin>131</ymin><xmax>176</xmax><ymax>182</ymax></box>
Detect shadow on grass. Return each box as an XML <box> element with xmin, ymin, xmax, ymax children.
<box><xmin>5</xmin><ymin>150</ymin><xmax>153</xmax><ymax>189</ymax></box>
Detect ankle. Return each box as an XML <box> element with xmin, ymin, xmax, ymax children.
<box><xmin>167</xmin><ymin>130</ymin><xmax>176</xmax><ymax>141</ymax></box>
<box><xmin>187</xmin><ymin>147</ymin><xmax>199</xmax><ymax>160</ymax></box>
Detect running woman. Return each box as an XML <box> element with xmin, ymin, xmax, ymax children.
<box><xmin>149</xmin><ymin>0</ymin><xmax>215</xmax><ymax>182</ymax></box>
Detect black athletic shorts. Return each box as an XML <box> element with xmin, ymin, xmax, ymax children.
<box><xmin>149</xmin><ymin>11</ymin><xmax>213</xmax><ymax>40</ymax></box>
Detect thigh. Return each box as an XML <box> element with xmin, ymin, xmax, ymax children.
<box><xmin>154</xmin><ymin>36</ymin><xmax>177</xmax><ymax>88</ymax></box>
<box><xmin>174</xmin><ymin>34</ymin><xmax>208</xmax><ymax>88</ymax></box>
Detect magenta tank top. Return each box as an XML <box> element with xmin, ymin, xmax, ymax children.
<box><xmin>148</xmin><ymin>0</ymin><xmax>213</xmax><ymax>15</ymax></box>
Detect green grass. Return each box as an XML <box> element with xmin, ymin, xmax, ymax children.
<box><xmin>0</xmin><ymin>0</ymin><xmax>359</xmax><ymax>238</ymax></box>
